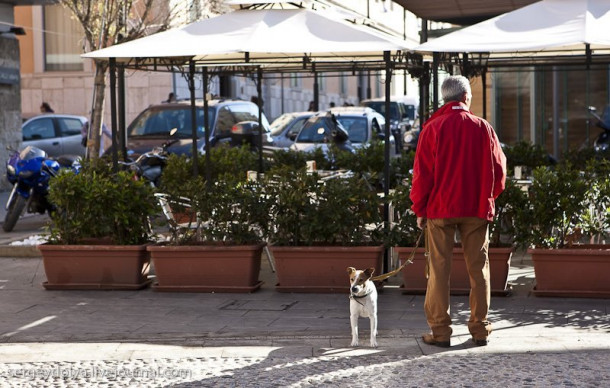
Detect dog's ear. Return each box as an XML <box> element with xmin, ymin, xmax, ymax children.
<box><xmin>364</xmin><ymin>267</ymin><xmax>375</xmax><ymax>277</ymax></box>
<box><xmin>347</xmin><ymin>267</ymin><xmax>356</xmax><ymax>275</ymax></box>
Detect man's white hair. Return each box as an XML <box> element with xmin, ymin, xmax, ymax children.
<box><xmin>441</xmin><ymin>75</ymin><xmax>471</xmax><ymax>103</ymax></box>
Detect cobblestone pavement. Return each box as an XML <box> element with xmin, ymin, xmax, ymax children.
<box><xmin>0</xmin><ymin>218</ymin><xmax>609</xmax><ymax>388</ymax></box>
<box><xmin>0</xmin><ymin>345</ymin><xmax>608</xmax><ymax>387</ymax></box>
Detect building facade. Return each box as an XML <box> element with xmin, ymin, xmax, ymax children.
<box><xmin>15</xmin><ymin>0</ymin><xmax>421</xmax><ymax>128</ymax></box>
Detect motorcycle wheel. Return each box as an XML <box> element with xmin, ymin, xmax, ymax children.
<box><xmin>3</xmin><ymin>195</ymin><xmax>26</xmax><ymax>232</ymax></box>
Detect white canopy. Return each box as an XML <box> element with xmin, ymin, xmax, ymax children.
<box><xmin>83</xmin><ymin>8</ymin><xmax>413</xmax><ymax>67</ymax></box>
<box><xmin>415</xmin><ymin>0</ymin><xmax>610</xmax><ymax>58</ymax></box>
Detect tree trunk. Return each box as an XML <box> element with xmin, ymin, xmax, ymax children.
<box><xmin>88</xmin><ymin>61</ymin><xmax>108</xmax><ymax>159</ymax></box>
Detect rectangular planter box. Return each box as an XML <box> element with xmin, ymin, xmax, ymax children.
<box><xmin>530</xmin><ymin>246</ymin><xmax>610</xmax><ymax>298</ymax></box>
<box><xmin>39</xmin><ymin>244</ymin><xmax>151</xmax><ymax>290</ymax></box>
<box><xmin>149</xmin><ymin>244</ymin><xmax>264</xmax><ymax>293</ymax></box>
<box><xmin>396</xmin><ymin>246</ymin><xmax>513</xmax><ymax>295</ymax></box>
<box><xmin>270</xmin><ymin>245</ymin><xmax>384</xmax><ymax>293</ymax></box>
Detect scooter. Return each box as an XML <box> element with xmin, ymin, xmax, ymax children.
<box><xmin>588</xmin><ymin>105</ymin><xmax>610</xmax><ymax>153</ymax></box>
<box><xmin>120</xmin><ymin>128</ymin><xmax>179</xmax><ymax>187</ymax></box>
<box><xmin>3</xmin><ymin>146</ymin><xmax>81</xmax><ymax>232</ymax></box>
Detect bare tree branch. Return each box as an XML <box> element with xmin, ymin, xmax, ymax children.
<box><xmin>59</xmin><ymin>0</ymin><xmax>182</xmax><ymax>159</ymax></box>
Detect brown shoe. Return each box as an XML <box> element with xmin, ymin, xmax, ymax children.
<box><xmin>421</xmin><ymin>333</ymin><xmax>450</xmax><ymax>348</ymax></box>
<box><xmin>472</xmin><ymin>337</ymin><xmax>488</xmax><ymax>346</ymax></box>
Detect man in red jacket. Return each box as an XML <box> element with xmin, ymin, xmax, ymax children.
<box><xmin>410</xmin><ymin>75</ymin><xmax>506</xmax><ymax>348</ymax></box>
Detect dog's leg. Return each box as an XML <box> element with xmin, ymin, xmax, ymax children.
<box><xmin>369</xmin><ymin>314</ymin><xmax>378</xmax><ymax>348</ymax></box>
<box><xmin>350</xmin><ymin>313</ymin><xmax>359</xmax><ymax>347</ymax></box>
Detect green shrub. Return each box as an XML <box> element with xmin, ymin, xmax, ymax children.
<box><xmin>580</xmin><ymin>158</ymin><xmax>610</xmax><ymax>242</ymax></box>
<box><xmin>386</xmin><ymin>176</ymin><xmax>419</xmax><ymax>247</ymax></box>
<box><xmin>525</xmin><ymin>163</ymin><xmax>588</xmax><ymax>248</ymax></box>
<box><xmin>47</xmin><ymin>160</ymin><xmax>157</xmax><ymax>245</ymax></box>
<box><xmin>265</xmin><ymin>169</ymin><xmax>383</xmax><ymax>246</ymax></box>
<box><xmin>503</xmin><ymin>140</ymin><xmax>553</xmax><ymax>176</ymax></box>
<box><xmin>490</xmin><ymin>178</ymin><xmax>530</xmax><ymax>248</ymax></box>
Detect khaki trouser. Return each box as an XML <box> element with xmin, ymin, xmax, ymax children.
<box><xmin>424</xmin><ymin>217</ymin><xmax>492</xmax><ymax>341</ymax></box>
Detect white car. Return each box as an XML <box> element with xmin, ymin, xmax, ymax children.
<box><xmin>290</xmin><ymin>107</ymin><xmax>395</xmax><ymax>156</ymax></box>
<box><xmin>22</xmin><ymin>114</ymin><xmax>87</xmax><ymax>157</ymax></box>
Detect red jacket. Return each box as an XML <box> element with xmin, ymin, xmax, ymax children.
<box><xmin>410</xmin><ymin>101</ymin><xmax>507</xmax><ymax>221</ymax></box>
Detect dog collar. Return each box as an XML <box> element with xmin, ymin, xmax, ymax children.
<box><xmin>350</xmin><ymin>291</ymin><xmax>372</xmax><ymax>299</ymax></box>
<box><xmin>349</xmin><ymin>290</ymin><xmax>373</xmax><ymax>305</ymax></box>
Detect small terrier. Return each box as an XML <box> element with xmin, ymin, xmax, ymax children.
<box><xmin>347</xmin><ymin>266</ymin><xmax>378</xmax><ymax>348</ymax></box>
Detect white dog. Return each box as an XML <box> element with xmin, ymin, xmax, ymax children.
<box><xmin>347</xmin><ymin>266</ymin><xmax>378</xmax><ymax>348</ymax></box>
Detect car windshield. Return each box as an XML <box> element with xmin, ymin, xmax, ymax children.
<box><xmin>336</xmin><ymin>116</ymin><xmax>368</xmax><ymax>143</ymax></box>
<box><xmin>296</xmin><ymin>116</ymin><xmax>367</xmax><ymax>143</ymax></box>
<box><xmin>400</xmin><ymin>103</ymin><xmax>417</xmax><ymax>121</ymax></box>
<box><xmin>295</xmin><ymin>117</ymin><xmax>330</xmax><ymax>143</ymax></box>
<box><xmin>127</xmin><ymin>106</ymin><xmax>216</xmax><ymax>138</ymax></box>
<box><xmin>270</xmin><ymin>114</ymin><xmax>297</xmax><ymax>136</ymax></box>
<box><xmin>363</xmin><ymin>102</ymin><xmax>400</xmax><ymax>121</ymax></box>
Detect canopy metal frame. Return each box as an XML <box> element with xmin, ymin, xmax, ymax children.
<box><xmin>103</xmin><ymin>46</ymin><xmax>423</xmax><ymax>276</ymax></box>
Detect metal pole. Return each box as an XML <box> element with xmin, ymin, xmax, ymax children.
<box><xmin>203</xmin><ymin>66</ymin><xmax>211</xmax><ymax>188</ymax></box>
<box><xmin>403</xmin><ymin>7</ymin><xmax>407</xmax><ymax>95</ymax></box>
<box><xmin>109</xmin><ymin>57</ymin><xmax>118</xmax><ymax>171</ymax></box>
<box><xmin>257</xmin><ymin>67</ymin><xmax>264</xmax><ymax>174</ymax></box>
<box><xmin>118</xmin><ymin>64</ymin><xmax>126</xmax><ymax>161</ymax></box>
<box><xmin>280</xmin><ymin>73</ymin><xmax>285</xmax><ymax>114</ymax></box>
<box><xmin>188</xmin><ymin>60</ymin><xmax>199</xmax><ymax>177</ymax></box>
<box><xmin>420</xmin><ymin>19</ymin><xmax>429</xmax><ymax>121</ymax></box>
<box><xmin>552</xmin><ymin>66</ymin><xmax>559</xmax><ymax>160</ymax></box>
<box><xmin>383</xmin><ymin>51</ymin><xmax>392</xmax><ymax>273</ymax></box>
<box><xmin>432</xmin><ymin>52</ymin><xmax>439</xmax><ymax>111</ymax></box>
<box><xmin>313</xmin><ymin>71</ymin><xmax>319</xmax><ymax>111</ymax></box>
<box><xmin>422</xmin><ymin>62</ymin><xmax>430</xmax><ymax>120</ymax></box>
<box><xmin>585</xmin><ymin>66</ymin><xmax>590</xmax><ymax>146</ymax></box>
<box><xmin>482</xmin><ymin>69</ymin><xmax>487</xmax><ymax>120</ymax></box>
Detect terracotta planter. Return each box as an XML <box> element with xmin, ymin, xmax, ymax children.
<box><xmin>149</xmin><ymin>244</ymin><xmax>264</xmax><ymax>293</ymax></box>
<box><xmin>39</xmin><ymin>244</ymin><xmax>151</xmax><ymax>290</ymax></box>
<box><xmin>270</xmin><ymin>245</ymin><xmax>384</xmax><ymax>293</ymax></box>
<box><xmin>396</xmin><ymin>246</ymin><xmax>513</xmax><ymax>295</ymax></box>
<box><xmin>530</xmin><ymin>245</ymin><xmax>610</xmax><ymax>298</ymax></box>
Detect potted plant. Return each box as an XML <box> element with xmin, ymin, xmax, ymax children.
<box><xmin>39</xmin><ymin>160</ymin><xmax>158</xmax><ymax>290</ymax></box>
<box><xmin>264</xmin><ymin>168</ymin><xmax>385</xmax><ymax>293</ymax></box>
<box><xmin>526</xmin><ymin>160</ymin><xmax>610</xmax><ymax>297</ymax></box>
<box><xmin>503</xmin><ymin>140</ymin><xmax>556</xmax><ymax>179</ymax></box>
<box><xmin>149</xmin><ymin>169</ymin><xmax>272</xmax><ymax>293</ymax></box>
<box><xmin>393</xmin><ymin>176</ymin><xmax>525</xmax><ymax>295</ymax></box>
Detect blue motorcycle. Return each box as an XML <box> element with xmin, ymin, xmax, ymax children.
<box><xmin>3</xmin><ymin>146</ymin><xmax>80</xmax><ymax>232</ymax></box>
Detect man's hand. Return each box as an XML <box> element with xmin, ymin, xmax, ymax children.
<box><xmin>417</xmin><ymin>217</ymin><xmax>427</xmax><ymax>229</ymax></box>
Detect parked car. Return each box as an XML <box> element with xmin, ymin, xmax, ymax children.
<box><xmin>402</xmin><ymin>117</ymin><xmax>421</xmax><ymax>152</ymax></box>
<box><xmin>396</xmin><ymin>95</ymin><xmax>419</xmax><ymax>127</ymax></box>
<box><xmin>123</xmin><ymin>99</ymin><xmax>273</xmax><ymax>157</ymax></box>
<box><xmin>269</xmin><ymin>111</ymin><xmax>313</xmax><ymax>148</ymax></box>
<box><xmin>22</xmin><ymin>114</ymin><xmax>87</xmax><ymax>157</ymax></box>
<box><xmin>290</xmin><ymin>107</ymin><xmax>395</xmax><ymax>156</ymax></box>
<box><xmin>360</xmin><ymin>97</ymin><xmax>410</xmax><ymax>153</ymax></box>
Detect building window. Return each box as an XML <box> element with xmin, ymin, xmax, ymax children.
<box><xmin>340</xmin><ymin>72</ymin><xmax>348</xmax><ymax>95</ymax></box>
<box><xmin>375</xmin><ymin>73</ymin><xmax>381</xmax><ymax>97</ymax></box>
<box><xmin>318</xmin><ymin>74</ymin><xmax>326</xmax><ymax>92</ymax></box>
<box><xmin>43</xmin><ymin>5</ymin><xmax>84</xmax><ymax>71</ymax></box>
<box><xmin>290</xmin><ymin>73</ymin><xmax>302</xmax><ymax>89</ymax></box>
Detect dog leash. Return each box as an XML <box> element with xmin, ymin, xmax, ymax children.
<box><xmin>424</xmin><ymin>226</ymin><xmax>430</xmax><ymax>280</ymax></box>
<box><xmin>370</xmin><ymin>227</ymin><xmax>426</xmax><ymax>282</ymax></box>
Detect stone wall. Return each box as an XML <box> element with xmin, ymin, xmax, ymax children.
<box><xmin>20</xmin><ymin>69</ymin><xmax>172</xmax><ymax>128</ymax></box>
<box><xmin>0</xmin><ymin>36</ymin><xmax>22</xmax><ymax>191</ymax></box>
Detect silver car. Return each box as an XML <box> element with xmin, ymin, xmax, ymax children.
<box><xmin>22</xmin><ymin>114</ymin><xmax>87</xmax><ymax>157</ymax></box>
<box><xmin>270</xmin><ymin>111</ymin><xmax>313</xmax><ymax>148</ymax></box>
